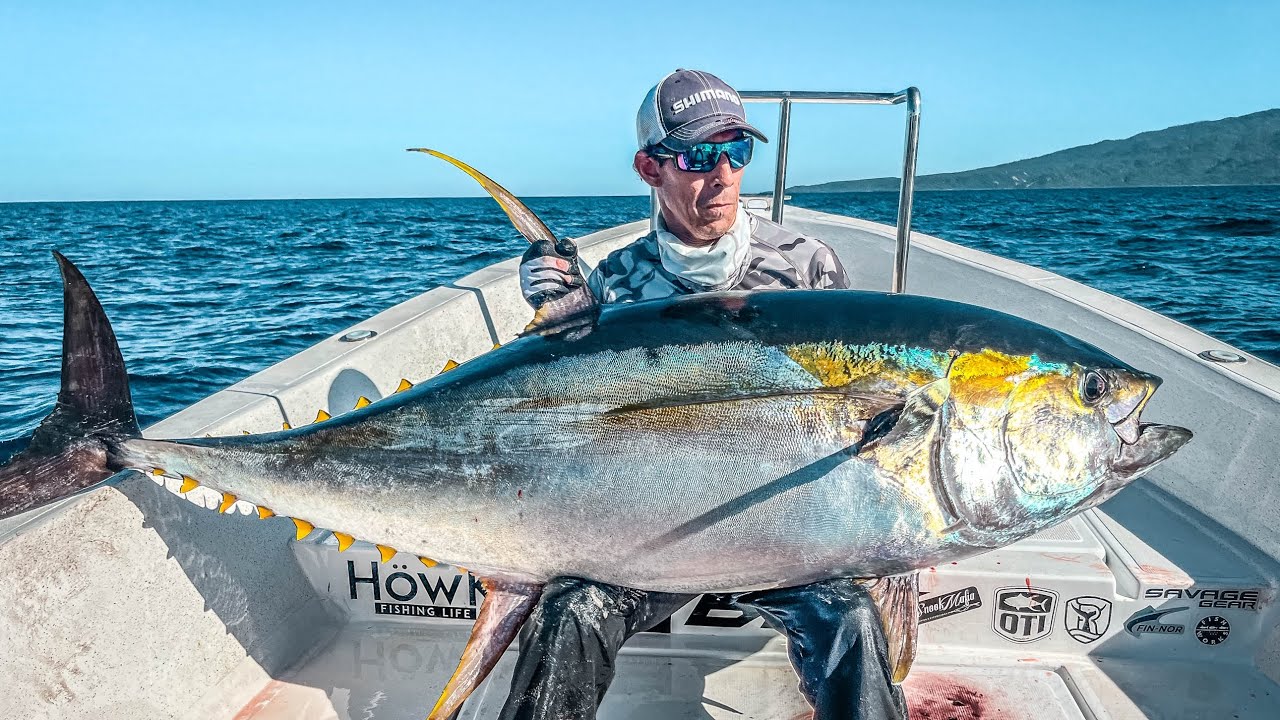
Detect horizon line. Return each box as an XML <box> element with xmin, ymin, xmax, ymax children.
<box><xmin>5</xmin><ymin>182</ymin><xmax>1280</xmax><ymax>206</ymax></box>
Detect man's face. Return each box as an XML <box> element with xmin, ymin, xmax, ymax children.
<box><xmin>634</xmin><ymin>130</ymin><xmax>745</xmax><ymax>247</ymax></box>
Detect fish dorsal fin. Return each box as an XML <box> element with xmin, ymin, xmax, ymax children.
<box><xmin>408</xmin><ymin>147</ymin><xmax>600</xmax><ymax>337</ymax></box>
<box><xmin>864</xmin><ymin>572</ymin><xmax>920</xmax><ymax>684</ymax></box>
<box><xmin>428</xmin><ymin>578</ymin><xmax>544</xmax><ymax>720</ymax></box>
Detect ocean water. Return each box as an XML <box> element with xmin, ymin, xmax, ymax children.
<box><xmin>1</xmin><ymin>186</ymin><xmax>1277</xmax><ymax>459</ymax></box>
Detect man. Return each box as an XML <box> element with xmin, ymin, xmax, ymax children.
<box><xmin>504</xmin><ymin>69</ymin><xmax>906</xmax><ymax>720</ymax></box>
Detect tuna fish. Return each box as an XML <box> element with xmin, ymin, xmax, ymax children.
<box><xmin>0</xmin><ymin>151</ymin><xmax>1192</xmax><ymax>718</ymax></box>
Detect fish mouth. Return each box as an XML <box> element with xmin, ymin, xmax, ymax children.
<box><xmin>1107</xmin><ymin>371</ymin><xmax>1159</xmax><ymax>445</ymax></box>
<box><xmin>1112</xmin><ymin>404</ymin><xmax>1145</xmax><ymax>444</ymax></box>
<box><xmin>1112</xmin><ymin>423</ymin><xmax>1193</xmax><ymax>479</ymax></box>
<box><xmin>1105</xmin><ymin>371</ymin><xmax>1191</xmax><ymax>478</ymax></box>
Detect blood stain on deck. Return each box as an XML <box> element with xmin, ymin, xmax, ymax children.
<box><xmin>905</xmin><ymin>672</ymin><xmax>1016</xmax><ymax>720</ymax></box>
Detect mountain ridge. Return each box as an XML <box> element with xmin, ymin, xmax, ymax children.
<box><xmin>789</xmin><ymin>109</ymin><xmax>1280</xmax><ymax>192</ymax></box>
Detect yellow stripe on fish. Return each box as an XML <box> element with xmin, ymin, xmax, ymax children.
<box><xmin>947</xmin><ymin>349</ymin><xmax>1079</xmax><ymax>410</ymax></box>
<box><xmin>784</xmin><ymin>342</ymin><xmax>952</xmax><ymax>390</ymax></box>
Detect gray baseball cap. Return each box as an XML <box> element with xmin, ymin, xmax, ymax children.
<box><xmin>636</xmin><ymin>69</ymin><xmax>769</xmax><ymax>152</ymax></box>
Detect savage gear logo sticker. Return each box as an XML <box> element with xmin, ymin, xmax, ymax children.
<box><xmin>919</xmin><ymin>586</ymin><xmax>982</xmax><ymax>625</ymax></box>
<box><xmin>1143</xmin><ymin>587</ymin><xmax>1262</xmax><ymax>611</ymax></box>
<box><xmin>1195</xmin><ymin>615</ymin><xmax>1230</xmax><ymax>645</ymax></box>
<box><xmin>992</xmin><ymin>586</ymin><xmax>1058</xmax><ymax>643</ymax></box>
<box><xmin>1124</xmin><ymin>606</ymin><xmax>1187</xmax><ymax>637</ymax></box>
<box><xmin>348</xmin><ymin>561</ymin><xmax>484</xmax><ymax>620</ymax></box>
<box><xmin>1064</xmin><ymin>596</ymin><xmax>1113</xmax><ymax>644</ymax></box>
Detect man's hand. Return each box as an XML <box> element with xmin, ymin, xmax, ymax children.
<box><xmin>520</xmin><ymin>238</ymin><xmax>586</xmax><ymax>309</ymax></box>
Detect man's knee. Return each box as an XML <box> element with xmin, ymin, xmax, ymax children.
<box><xmin>523</xmin><ymin>578</ymin><xmax>638</xmax><ymax>646</ymax></box>
<box><xmin>740</xmin><ymin>579</ymin><xmax>887</xmax><ymax>657</ymax></box>
<box><xmin>814</xmin><ymin>581</ymin><xmax>887</xmax><ymax>645</ymax></box>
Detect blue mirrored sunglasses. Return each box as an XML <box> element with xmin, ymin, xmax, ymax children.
<box><xmin>649</xmin><ymin>136</ymin><xmax>754</xmax><ymax>173</ymax></box>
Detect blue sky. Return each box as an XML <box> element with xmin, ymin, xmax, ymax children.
<box><xmin>1</xmin><ymin>1</ymin><xmax>1277</xmax><ymax>202</ymax></box>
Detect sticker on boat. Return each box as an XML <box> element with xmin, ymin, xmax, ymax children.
<box><xmin>348</xmin><ymin>559</ymin><xmax>485</xmax><ymax>620</ymax></box>
<box><xmin>1195</xmin><ymin>615</ymin><xmax>1231</xmax><ymax>645</ymax></box>
<box><xmin>1143</xmin><ymin>587</ymin><xmax>1263</xmax><ymax>610</ymax></box>
<box><xmin>992</xmin><ymin>586</ymin><xmax>1059</xmax><ymax>643</ymax></box>
<box><xmin>1123</xmin><ymin>605</ymin><xmax>1188</xmax><ymax>637</ymax></box>
<box><xmin>1063</xmin><ymin>596</ymin><xmax>1113</xmax><ymax>643</ymax></box>
<box><xmin>918</xmin><ymin>586</ymin><xmax>982</xmax><ymax>625</ymax></box>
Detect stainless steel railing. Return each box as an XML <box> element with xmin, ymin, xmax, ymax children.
<box><xmin>740</xmin><ymin>89</ymin><xmax>922</xmax><ymax>293</ymax></box>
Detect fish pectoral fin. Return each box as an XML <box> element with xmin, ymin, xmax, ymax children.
<box><xmin>428</xmin><ymin>578</ymin><xmax>544</xmax><ymax>720</ymax></box>
<box><xmin>864</xmin><ymin>572</ymin><xmax>919</xmax><ymax>684</ymax></box>
<box><xmin>863</xmin><ymin>378</ymin><xmax>949</xmax><ymax>451</ymax></box>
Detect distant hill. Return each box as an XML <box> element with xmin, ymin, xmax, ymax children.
<box><xmin>790</xmin><ymin>109</ymin><xmax>1280</xmax><ymax>192</ymax></box>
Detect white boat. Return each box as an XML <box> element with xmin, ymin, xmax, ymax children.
<box><xmin>2</xmin><ymin>89</ymin><xmax>1278</xmax><ymax>720</ymax></box>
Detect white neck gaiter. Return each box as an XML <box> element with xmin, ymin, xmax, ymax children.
<box><xmin>654</xmin><ymin>204</ymin><xmax>753</xmax><ymax>291</ymax></box>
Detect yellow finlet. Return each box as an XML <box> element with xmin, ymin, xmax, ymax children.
<box><xmin>242</xmin><ymin>430</ymin><xmax>251</xmax><ymax>435</ymax></box>
<box><xmin>354</xmin><ymin>396</ymin><xmax>372</xmax><ymax>409</ymax></box>
<box><xmin>334</xmin><ymin>532</ymin><xmax>355</xmax><ymax>552</ymax></box>
<box><xmin>492</xmin><ymin>342</ymin><xmax>501</xmax><ymax>350</ymax></box>
<box><xmin>376</xmin><ymin>544</ymin><xmax>397</xmax><ymax>562</ymax></box>
<box><xmin>456</xmin><ymin>566</ymin><xmax>468</xmax><ymax>575</ymax></box>
<box><xmin>179</xmin><ymin>476</ymin><xmax>199</xmax><ymax>493</ymax></box>
<box><xmin>395</xmin><ymin>378</ymin><xmax>414</xmax><ymax>393</ymax></box>
<box><xmin>314</xmin><ymin>409</ymin><xmax>331</xmax><ymax>423</ymax></box>
<box><xmin>219</xmin><ymin>493</ymin><xmax>238</xmax><ymax>513</ymax></box>
<box><xmin>419</xmin><ymin>556</ymin><xmax>438</xmax><ymax>568</ymax></box>
<box><xmin>257</xmin><ymin>506</ymin><xmax>276</xmax><ymax>520</ymax></box>
<box><xmin>151</xmin><ymin>468</ymin><xmax>166</xmax><ymax>476</ymax></box>
<box><xmin>441</xmin><ymin>359</ymin><xmax>459</xmax><ymax>373</ymax></box>
<box><xmin>282</xmin><ymin>421</ymin><xmax>292</xmax><ymax>430</ymax></box>
<box><xmin>292</xmin><ymin>518</ymin><xmax>315</xmax><ymax>540</ymax></box>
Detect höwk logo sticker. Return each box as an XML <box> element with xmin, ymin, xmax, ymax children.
<box><xmin>992</xmin><ymin>586</ymin><xmax>1058</xmax><ymax>643</ymax></box>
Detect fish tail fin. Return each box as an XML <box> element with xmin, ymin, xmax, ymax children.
<box><xmin>0</xmin><ymin>251</ymin><xmax>139</xmax><ymax>520</ymax></box>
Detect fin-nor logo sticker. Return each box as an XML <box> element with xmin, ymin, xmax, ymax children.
<box><xmin>348</xmin><ymin>561</ymin><xmax>485</xmax><ymax>620</ymax></box>
<box><xmin>1064</xmin><ymin>596</ymin><xmax>1113</xmax><ymax>644</ymax></box>
<box><xmin>992</xmin><ymin>586</ymin><xmax>1058</xmax><ymax>643</ymax></box>
<box><xmin>1124</xmin><ymin>605</ymin><xmax>1187</xmax><ymax>636</ymax></box>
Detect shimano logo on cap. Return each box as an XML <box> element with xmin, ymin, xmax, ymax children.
<box><xmin>671</xmin><ymin>88</ymin><xmax>741</xmax><ymax>114</ymax></box>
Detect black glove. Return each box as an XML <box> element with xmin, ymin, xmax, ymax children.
<box><xmin>519</xmin><ymin>237</ymin><xmax>585</xmax><ymax>309</ymax></box>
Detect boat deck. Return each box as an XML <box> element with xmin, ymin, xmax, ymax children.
<box><xmin>222</xmin><ymin>475</ymin><xmax>1280</xmax><ymax>720</ymax></box>
<box><xmin>3</xmin><ymin>206</ymin><xmax>1278</xmax><ymax>719</ymax></box>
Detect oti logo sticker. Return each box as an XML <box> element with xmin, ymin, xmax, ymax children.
<box><xmin>992</xmin><ymin>586</ymin><xmax>1059</xmax><ymax>643</ymax></box>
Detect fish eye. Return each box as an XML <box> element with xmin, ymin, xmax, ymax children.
<box><xmin>1081</xmin><ymin>371</ymin><xmax>1108</xmax><ymax>405</ymax></box>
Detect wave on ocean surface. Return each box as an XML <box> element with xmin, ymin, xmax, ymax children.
<box><xmin>1</xmin><ymin>186</ymin><xmax>1277</xmax><ymax>458</ymax></box>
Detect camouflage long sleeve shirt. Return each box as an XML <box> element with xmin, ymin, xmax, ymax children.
<box><xmin>586</xmin><ymin>213</ymin><xmax>850</xmax><ymax>303</ymax></box>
